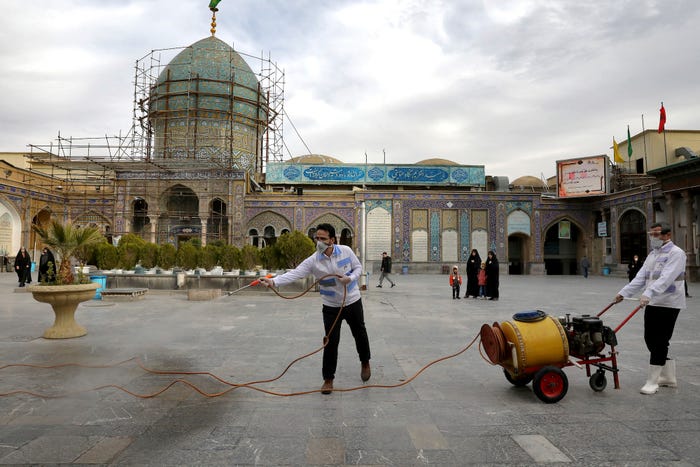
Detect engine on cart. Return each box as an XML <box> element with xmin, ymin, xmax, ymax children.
<box><xmin>560</xmin><ymin>314</ymin><xmax>618</xmax><ymax>357</ymax></box>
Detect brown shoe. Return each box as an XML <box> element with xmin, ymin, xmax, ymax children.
<box><xmin>321</xmin><ymin>379</ymin><xmax>333</xmax><ymax>394</ymax></box>
<box><xmin>361</xmin><ymin>362</ymin><xmax>371</xmax><ymax>382</ymax></box>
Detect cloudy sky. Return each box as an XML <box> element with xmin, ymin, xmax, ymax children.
<box><xmin>1</xmin><ymin>0</ymin><xmax>698</xmax><ymax>181</ymax></box>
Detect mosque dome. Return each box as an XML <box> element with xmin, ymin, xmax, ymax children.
<box><xmin>148</xmin><ymin>36</ymin><xmax>268</xmax><ymax>171</ymax></box>
<box><xmin>415</xmin><ymin>158</ymin><xmax>459</xmax><ymax>165</ymax></box>
<box><xmin>287</xmin><ymin>154</ymin><xmax>343</xmax><ymax>164</ymax></box>
<box><xmin>510</xmin><ymin>175</ymin><xmax>546</xmax><ymax>191</ymax></box>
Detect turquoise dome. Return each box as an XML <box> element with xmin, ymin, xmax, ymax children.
<box><xmin>148</xmin><ymin>36</ymin><xmax>268</xmax><ymax>171</ymax></box>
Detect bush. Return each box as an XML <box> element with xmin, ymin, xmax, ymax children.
<box><xmin>95</xmin><ymin>243</ymin><xmax>119</xmax><ymax>270</ymax></box>
<box><xmin>140</xmin><ymin>243</ymin><xmax>159</xmax><ymax>269</ymax></box>
<box><xmin>117</xmin><ymin>234</ymin><xmax>145</xmax><ymax>270</ymax></box>
<box><xmin>238</xmin><ymin>244</ymin><xmax>260</xmax><ymax>271</ymax></box>
<box><xmin>177</xmin><ymin>241</ymin><xmax>200</xmax><ymax>270</ymax></box>
<box><xmin>220</xmin><ymin>244</ymin><xmax>240</xmax><ymax>270</ymax></box>
<box><xmin>158</xmin><ymin>243</ymin><xmax>177</xmax><ymax>269</ymax></box>
<box><xmin>276</xmin><ymin>231</ymin><xmax>315</xmax><ymax>268</ymax></box>
<box><xmin>200</xmin><ymin>244</ymin><xmax>220</xmax><ymax>270</ymax></box>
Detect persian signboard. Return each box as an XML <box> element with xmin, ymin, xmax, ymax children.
<box><xmin>266</xmin><ymin>163</ymin><xmax>485</xmax><ymax>187</ymax></box>
<box><xmin>556</xmin><ymin>155</ymin><xmax>609</xmax><ymax>198</ymax></box>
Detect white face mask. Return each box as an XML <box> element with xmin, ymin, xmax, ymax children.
<box><xmin>649</xmin><ymin>236</ymin><xmax>664</xmax><ymax>250</ymax></box>
<box><xmin>316</xmin><ymin>241</ymin><xmax>330</xmax><ymax>254</ymax></box>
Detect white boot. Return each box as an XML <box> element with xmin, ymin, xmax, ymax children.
<box><xmin>658</xmin><ymin>359</ymin><xmax>677</xmax><ymax>388</ymax></box>
<box><xmin>640</xmin><ymin>365</ymin><xmax>664</xmax><ymax>395</ymax></box>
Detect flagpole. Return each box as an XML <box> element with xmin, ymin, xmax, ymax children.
<box><xmin>641</xmin><ymin>114</ymin><xmax>648</xmax><ymax>172</ymax></box>
<box><xmin>626</xmin><ymin>123</ymin><xmax>635</xmax><ymax>177</ymax></box>
<box><xmin>661</xmin><ymin>101</ymin><xmax>668</xmax><ymax>166</ymax></box>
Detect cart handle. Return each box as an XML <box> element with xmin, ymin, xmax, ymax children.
<box><xmin>596</xmin><ymin>301</ymin><xmax>617</xmax><ymax>317</ymax></box>
<box><xmin>613</xmin><ymin>305</ymin><xmax>643</xmax><ymax>333</ymax></box>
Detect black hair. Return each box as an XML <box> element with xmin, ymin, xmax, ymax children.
<box><xmin>315</xmin><ymin>223</ymin><xmax>336</xmax><ymax>242</ymax></box>
<box><xmin>650</xmin><ymin>222</ymin><xmax>671</xmax><ymax>234</ymax></box>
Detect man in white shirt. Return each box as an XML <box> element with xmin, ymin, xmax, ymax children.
<box><xmin>615</xmin><ymin>222</ymin><xmax>686</xmax><ymax>395</ymax></box>
<box><xmin>260</xmin><ymin>223</ymin><xmax>371</xmax><ymax>394</ymax></box>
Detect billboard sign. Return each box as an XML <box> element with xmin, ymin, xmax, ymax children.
<box><xmin>556</xmin><ymin>155</ymin><xmax>609</xmax><ymax>198</ymax></box>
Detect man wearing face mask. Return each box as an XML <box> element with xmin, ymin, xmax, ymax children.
<box><xmin>260</xmin><ymin>223</ymin><xmax>371</xmax><ymax>395</ymax></box>
<box><xmin>614</xmin><ymin>222</ymin><xmax>686</xmax><ymax>395</ymax></box>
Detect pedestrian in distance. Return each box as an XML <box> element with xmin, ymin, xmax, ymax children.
<box><xmin>581</xmin><ymin>255</ymin><xmax>591</xmax><ymax>278</ymax></box>
<box><xmin>478</xmin><ymin>262</ymin><xmax>488</xmax><ymax>299</ymax></box>
<box><xmin>376</xmin><ymin>251</ymin><xmax>395</xmax><ymax>288</ymax></box>
<box><xmin>449</xmin><ymin>265</ymin><xmax>462</xmax><ymax>299</ymax></box>
<box><xmin>485</xmin><ymin>250</ymin><xmax>499</xmax><ymax>300</ymax></box>
<box><xmin>38</xmin><ymin>247</ymin><xmax>57</xmax><ymax>283</ymax></box>
<box><xmin>614</xmin><ymin>222</ymin><xmax>686</xmax><ymax>395</ymax></box>
<box><xmin>260</xmin><ymin>223</ymin><xmax>371</xmax><ymax>395</ymax></box>
<box><xmin>628</xmin><ymin>254</ymin><xmax>643</xmax><ymax>282</ymax></box>
<box><xmin>14</xmin><ymin>247</ymin><xmax>32</xmax><ymax>287</ymax></box>
<box><xmin>465</xmin><ymin>248</ymin><xmax>481</xmax><ymax>298</ymax></box>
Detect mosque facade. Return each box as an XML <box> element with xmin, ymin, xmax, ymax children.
<box><xmin>1</xmin><ymin>19</ymin><xmax>698</xmax><ymax>281</ymax></box>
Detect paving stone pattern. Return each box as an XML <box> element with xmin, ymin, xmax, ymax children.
<box><xmin>1</xmin><ymin>271</ymin><xmax>699</xmax><ymax>465</ymax></box>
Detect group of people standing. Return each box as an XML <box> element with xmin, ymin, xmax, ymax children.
<box><xmin>451</xmin><ymin>249</ymin><xmax>499</xmax><ymax>300</ymax></box>
<box><xmin>13</xmin><ymin>247</ymin><xmax>56</xmax><ymax>287</ymax></box>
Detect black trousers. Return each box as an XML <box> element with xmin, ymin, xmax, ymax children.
<box><xmin>644</xmin><ymin>305</ymin><xmax>680</xmax><ymax>366</ymax></box>
<box><xmin>322</xmin><ymin>298</ymin><xmax>371</xmax><ymax>380</ymax></box>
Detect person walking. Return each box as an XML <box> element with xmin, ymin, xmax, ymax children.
<box><xmin>580</xmin><ymin>255</ymin><xmax>591</xmax><ymax>278</ymax></box>
<box><xmin>14</xmin><ymin>247</ymin><xmax>32</xmax><ymax>287</ymax></box>
<box><xmin>38</xmin><ymin>247</ymin><xmax>57</xmax><ymax>283</ymax></box>
<box><xmin>485</xmin><ymin>250</ymin><xmax>499</xmax><ymax>300</ymax></box>
<box><xmin>260</xmin><ymin>223</ymin><xmax>371</xmax><ymax>395</ymax></box>
<box><xmin>627</xmin><ymin>254</ymin><xmax>643</xmax><ymax>282</ymax></box>
<box><xmin>464</xmin><ymin>249</ymin><xmax>481</xmax><ymax>298</ymax></box>
<box><xmin>477</xmin><ymin>262</ymin><xmax>488</xmax><ymax>299</ymax></box>
<box><xmin>376</xmin><ymin>251</ymin><xmax>395</xmax><ymax>288</ymax></box>
<box><xmin>449</xmin><ymin>265</ymin><xmax>462</xmax><ymax>299</ymax></box>
<box><xmin>614</xmin><ymin>222</ymin><xmax>686</xmax><ymax>395</ymax></box>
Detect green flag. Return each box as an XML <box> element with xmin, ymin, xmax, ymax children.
<box><xmin>209</xmin><ymin>0</ymin><xmax>221</xmax><ymax>10</ymax></box>
<box><xmin>627</xmin><ymin>125</ymin><xmax>633</xmax><ymax>158</ymax></box>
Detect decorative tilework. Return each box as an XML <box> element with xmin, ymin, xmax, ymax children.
<box><xmin>460</xmin><ymin>211</ymin><xmax>470</xmax><ymax>261</ymax></box>
<box><xmin>430</xmin><ymin>211</ymin><xmax>440</xmax><ymax>261</ymax></box>
<box><xmin>266</xmin><ymin>163</ymin><xmax>485</xmax><ymax>187</ymax></box>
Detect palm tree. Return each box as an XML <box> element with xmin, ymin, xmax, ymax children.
<box><xmin>32</xmin><ymin>221</ymin><xmax>104</xmax><ymax>284</ymax></box>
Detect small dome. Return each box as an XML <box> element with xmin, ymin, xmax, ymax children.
<box><xmin>511</xmin><ymin>176</ymin><xmax>546</xmax><ymax>190</ymax></box>
<box><xmin>415</xmin><ymin>158</ymin><xmax>459</xmax><ymax>165</ymax></box>
<box><xmin>288</xmin><ymin>154</ymin><xmax>343</xmax><ymax>164</ymax></box>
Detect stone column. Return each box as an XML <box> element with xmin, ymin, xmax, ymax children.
<box><xmin>681</xmin><ymin>190</ymin><xmax>697</xmax><ymax>281</ymax></box>
<box><xmin>664</xmin><ymin>193</ymin><xmax>675</xmax><ymax>233</ymax></box>
<box><xmin>200</xmin><ymin>217</ymin><xmax>208</xmax><ymax>247</ymax></box>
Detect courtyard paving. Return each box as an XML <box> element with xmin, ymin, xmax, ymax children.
<box><xmin>1</xmin><ymin>270</ymin><xmax>698</xmax><ymax>466</ymax></box>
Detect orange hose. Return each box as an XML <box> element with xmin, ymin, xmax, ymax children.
<box><xmin>1</xmin><ymin>275</ymin><xmax>481</xmax><ymax>399</ymax></box>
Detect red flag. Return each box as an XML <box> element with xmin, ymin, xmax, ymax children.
<box><xmin>658</xmin><ymin>103</ymin><xmax>666</xmax><ymax>133</ymax></box>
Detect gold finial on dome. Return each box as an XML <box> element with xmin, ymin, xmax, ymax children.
<box><xmin>208</xmin><ymin>0</ymin><xmax>221</xmax><ymax>36</ymax></box>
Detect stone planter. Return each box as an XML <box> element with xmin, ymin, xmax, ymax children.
<box><xmin>27</xmin><ymin>283</ymin><xmax>100</xmax><ymax>339</ymax></box>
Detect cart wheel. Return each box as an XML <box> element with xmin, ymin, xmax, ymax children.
<box><xmin>533</xmin><ymin>366</ymin><xmax>568</xmax><ymax>403</ymax></box>
<box><xmin>504</xmin><ymin>369</ymin><xmax>533</xmax><ymax>387</ymax></box>
<box><xmin>589</xmin><ymin>370</ymin><xmax>607</xmax><ymax>392</ymax></box>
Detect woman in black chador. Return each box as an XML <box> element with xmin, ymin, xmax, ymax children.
<box><xmin>464</xmin><ymin>249</ymin><xmax>481</xmax><ymax>298</ymax></box>
<box><xmin>485</xmin><ymin>250</ymin><xmax>500</xmax><ymax>300</ymax></box>
<box><xmin>38</xmin><ymin>247</ymin><xmax>57</xmax><ymax>283</ymax></box>
<box><xmin>14</xmin><ymin>247</ymin><xmax>32</xmax><ymax>287</ymax></box>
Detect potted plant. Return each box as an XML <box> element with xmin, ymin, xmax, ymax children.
<box><xmin>28</xmin><ymin>221</ymin><xmax>104</xmax><ymax>338</ymax></box>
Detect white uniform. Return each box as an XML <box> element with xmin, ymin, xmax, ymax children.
<box><xmin>618</xmin><ymin>240</ymin><xmax>686</xmax><ymax>310</ymax></box>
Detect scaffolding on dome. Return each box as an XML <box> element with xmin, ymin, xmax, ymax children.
<box><xmin>24</xmin><ymin>41</ymin><xmax>286</xmax><ymax>186</ymax></box>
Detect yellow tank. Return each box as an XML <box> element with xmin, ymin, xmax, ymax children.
<box><xmin>499</xmin><ymin>314</ymin><xmax>569</xmax><ymax>371</ymax></box>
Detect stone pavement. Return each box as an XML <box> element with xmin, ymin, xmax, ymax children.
<box><xmin>1</xmin><ymin>270</ymin><xmax>698</xmax><ymax>466</ymax></box>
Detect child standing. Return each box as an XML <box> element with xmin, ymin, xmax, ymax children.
<box><xmin>478</xmin><ymin>262</ymin><xmax>488</xmax><ymax>299</ymax></box>
<box><xmin>449</xmin><ymin>265</ymin><xmax>462</xmax><ymax>299</ymax></box>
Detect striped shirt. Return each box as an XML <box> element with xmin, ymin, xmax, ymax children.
<box><xmin>271</xmin><ymin>244</ymin><xmax>362</xmax><ymax>307</ymax></box>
